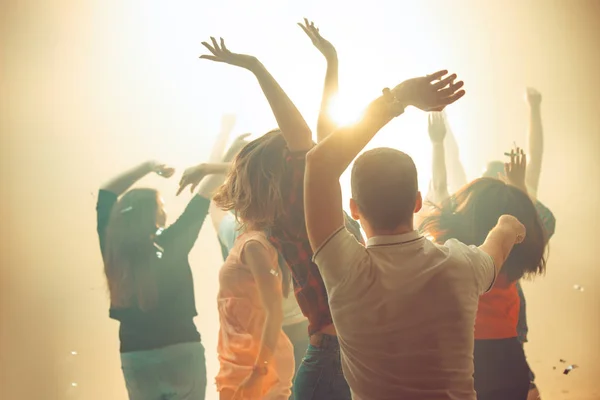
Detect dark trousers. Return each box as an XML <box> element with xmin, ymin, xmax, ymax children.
<box><xmin>292</xmin><ymin>334</ymin><xmax>351</xmax><ymax>400</ymax></box>
<box><xmin>283</xmin><ymin>320</ymin><xmax>310</xmax><ymax>400</ymax></box>
<box><xmin>474</xmin><ymin>337</ymin><xmax>530</xmax><ymax>400</ymax></box>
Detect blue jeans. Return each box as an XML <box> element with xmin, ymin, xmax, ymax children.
<box><xmin>293</xmin><ymin>334</ymin><xmax>351</xmax><ymax>400</ymax></box>
<box><xmin>121</xmin><ymin>341</ymin><xmax>207</xmax><ymax>400</ymax></box>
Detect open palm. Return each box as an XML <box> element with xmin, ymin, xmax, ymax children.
<box><xmin>298</xmin><ymin>18</ymin><xmax>337</xmax><ymax>59</ymax></box>
<box><xmin>200</xmin><ymin>37</ymin><xmax>258</xmax><ymax>70</ymax></box>
<box><xmin>392</xmin><ymin>70</ymin><xmax>465</xmax><ymax>112</ymax></box>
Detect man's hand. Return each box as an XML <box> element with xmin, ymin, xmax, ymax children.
<box><xmin>428</xmin><ymin>112</ymin><xmax>447</xmax><ymax>143</ymax></box>
<box><xmin>152</xmin><ymin>163</ymin><xmax>176</xmax><ymax>178</ymax></box>
<box><xmin>504</xmin><ymin>147</ymin><xmax>527</xmax><ymax>193</ymax></box>
<box><xmin>526</xmin><ymin>87</ymin><xmax>542</xmax><ymax>108</ymax></box>
<box><xmin>298</xmin><ymin>18</ymin><xmax>337</xmax><ymax>60</ymax></box>
<box><xmin>392</xmin><ymin>70</ymin><xmax>465</xmax><ymax>112</ymax></box>
<box><xmin>200</xmin><ymin>37</ymin><xmax>260</xmax><ymax>70</ymax></box>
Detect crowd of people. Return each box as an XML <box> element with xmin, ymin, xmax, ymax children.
<box><xmin>95</xmin><ymin>19</ymin><xmax>555</xmax><ymax>400</ymax></box>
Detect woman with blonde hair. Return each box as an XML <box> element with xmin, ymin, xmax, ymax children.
<box><xmin>97</xmin><ymin>159</ymin><xmax>229</xmax><ymax>400</ymax></box>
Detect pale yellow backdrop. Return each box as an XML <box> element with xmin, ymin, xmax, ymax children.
<box><xmin>1</xmin><ymin>0</ymin><xmax>599</xmax><ymax>399</ymax></box>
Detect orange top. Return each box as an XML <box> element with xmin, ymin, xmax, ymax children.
<box><xmin>474</xmin><ymin>274</ymin><xmax>520</xmax><ymax>339</ymax></box>
<box><xmin>215</xmin><ymin>231</ymin><xmax>294</xmax><ymax>399</ymax></box>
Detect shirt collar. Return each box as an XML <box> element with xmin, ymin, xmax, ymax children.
<box><xmin>366</xmin><ymin>230</ymin><xmax>422</xmax><ymax>247</ymax></box>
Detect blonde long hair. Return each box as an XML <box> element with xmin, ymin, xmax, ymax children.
<box><xmin>213</xmin><ymin>129</ymin><xmax>289</xmax><ymax>231</ymax></box>
<box><xmin>213</xmin><ymin>129</ymin><xmax>292</xmax><ymax>296</ymax></box>
<box><xmin>103</xmin><ymin>188</ymin><xmax>161</xmax><ymax>311</ymax></box>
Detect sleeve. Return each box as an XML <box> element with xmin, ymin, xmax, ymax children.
<box><xmin>218</xmin><ymin>213</ymin><xmax>240</xmax><ymax>252</ymax></box>
<box><xmin>159</xmin><ymin>195</ymin><xmax>211</xmax><ymax>256</ymax></box>
<box><xmin>444</xmin><ymin>238</ymin><xmax>496</xmax><ymax>295</ymax></box>
<box><xmin>277</xmin><ymin>149</ymin><xmax>311</xmax><ymax>236</ymax></box>
<box><xmin>96</xmin><ymin>190</ymin><xmax>118</xmax><ymax>254</ymax></box>
<box><xmin>534</xmin><ymin>200</ymin><xmax>556</xmax><ymax>240</ymax></box>
<box><xmin>312</xmin><ymin>226</ymin><xmax>369</xmax><ymax>293</ymax></box>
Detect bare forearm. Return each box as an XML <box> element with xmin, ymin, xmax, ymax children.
<box><xmin>250</xmin><ymin>63</ymin><xmax>313</xmax><ymax>151</ymax></box>
<box><xmin>480</xmin><ymin>224</ymin><xmax>518</xmax><ymax>275</ymax></box>
<box><xmin>444</xmin><ymin>128</ymin><xmax>468</xmax><ymax>191</ymax></box>
<box><xmin>100</xmin><ymin>161</ymin><xmax>154</xmax><ymax>196</ymax></box>
<box><xmin>431</xmin><ymin>143</ymin><xmax>449</xmax><ymax>201</ymax></box>
<box><xmin>526</xmin><ymin>105</ymin><xmax>543</xmax><ymax>194</ymax></box>
<box><xmin>308</xmin><ymin>95</ymin><xmax>394</xmax><ymax>178</ymax></box>
<box><xmin>255</xmin><ymin>310</ymin><xmax>284</xmax><ymax>365</ymax></box>
<box><xmin>196</xmin><ymin>163</ymin><xmax>231</xmax><ymax>199</ymax></box>
<box><xmin>316</xmin><ymin>57</ymin><xmax>339</xmax><ymax>142</ymax></box>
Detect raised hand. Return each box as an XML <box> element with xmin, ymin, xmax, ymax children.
<box><xmin>153</xmin><ymin>164</ymin><xmax>176</xmax><ymax>178</ymax></box>
<box><xmin>498</xmin><ymin>215</ymin><xmax>527</xmax><ymax>244</ymax></box>
<box><xmin>200</xmin><ymin>37</ymin><xmax>259</xmax><ymax>70</ymax></box>
<box><xmin>223</xmin><ymin>133</ymin><xmax>252</xmax><ymax>162</ymax></box>
<box><xmin>298</xmin><ymin>18</ymin><xmax>337</xmax><ymax>60</ymax></box>
<box><xmin>428</xmin><ymin>112</ymin><xmax>447</xmax><ymax>143</ymax></box>
<box><xmin>525</xmin><ymin>87</ymin><xmax>542</xmax><ymax>107</ymax></box>
<box><xmin>503</xmin><ymin>147</ymin><xmax>527</xmax><ymax>192</ymax></box>
<box><xmin>177</xmin><ymin>164</ymin><xmax>211</xmax><ymax>196</ymax></box>
<box><xmin>392</xmin><ymin>70</ymin><xmax>465</xmax><ymax>112</ymax></box>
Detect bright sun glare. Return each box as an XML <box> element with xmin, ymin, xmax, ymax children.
<box><xmin>328</xmin><ymin>94</ymin><xmax>366</xmax><ymax>127</ymax></box>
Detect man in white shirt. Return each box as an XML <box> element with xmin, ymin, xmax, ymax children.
<box><xmin>303</xmin><ymin>72</ymin><xmax>526</xmax><ymax>399</ymax></box>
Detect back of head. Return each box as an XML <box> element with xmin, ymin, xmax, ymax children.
<box><xmin>213</xmin><ymin>129</ymin><xmax>288</xmax><ymax>230</ymax></box>
<box><xmin>421</xmin><ymin>178</ymin><xmax>547</xmax><ymax>281</ymax></box>
<box><xmin>103</xmin><ymin>188</ymin><xmax>160</xmax><ymax>311</ymax></box>
<box><xmin>351</xmin><ymin>147</ymin><xmax>419</xmax><ymax>231</ymax></box>
<box><xmin>482</xmin><ymin>161</ymin><xmax>504</xmax><ymax>178</ymax></box>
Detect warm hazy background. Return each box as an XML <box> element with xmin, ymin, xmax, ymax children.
<box><xmin>1</xmin><ymin>0</ymin><xmax>599</xmax><ymax>399</ymax></box>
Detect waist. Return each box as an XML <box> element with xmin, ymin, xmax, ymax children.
<box><xmin>309</xmin><ymin>330</ymin><xmax>339</xmax><ymax>348</ymax></box>
<box><xmin>118</xmin><ymin>318</ymin><xmax>200</xmax><ymax>353</ymax></box>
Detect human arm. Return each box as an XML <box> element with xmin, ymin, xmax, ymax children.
<box><xmin>298</xmin><ymin>19</ymin><xmax>339</xmax><ymax>142</ymax></box>
<box><xmin>234</xmin><ymin>239</ymin><xmax>284</xmax><ymax>398</ymax></box>
<box><xmin>426</xmin><ymin>112</ymin><xmax>450</xmax><ymax>204</ymax></box>
<box><xmin>525</xmin><ymin>88</ymin><xmax>543</xmax><ymax>198</ymax></box>
<box><xmin>200</xmin><ymin>38</ymin><xmax>313</xmax><ymax>152</ymax></box>
<box><xmin>443</xmin><ymin>118</ymin><xmax>468</xmax><ymax>192</ymax></box>
<box><xmin>305</xmin><ymin>70</ymin><xmax>465</xmax><ymax>251</ymax></box>
<box><xmin>208</xmin><ymin>114</ymin><xmax>237</xmax><ymax>162</ymax></box>
<box><xmin>100</xmin><ymin>161</ymin><xmax>174</xmax><ymax>196</ymax></box>
<box><xmin>161</xmin><ymin>163</ymin><xmax>231</xmax><ymax>255</ymax></box>
<box><xmin>478</xmin><ymin>214</ymin><xmax>526</xmax><ymax>277</ymax></box>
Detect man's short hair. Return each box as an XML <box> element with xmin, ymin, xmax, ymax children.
<box><xmin>350</xmin><ymin>147</ymin><xmax>418</xmax><ymax>230</ymax></box>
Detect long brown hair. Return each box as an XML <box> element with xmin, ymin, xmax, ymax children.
<box><xmin>420</xmin><ymin>178</ymin><xmax>547</xmax><ymax>282</ymax></box>
<box><xmin>213</xmin><ymin>129</ymin><xmax>291</xmax><ymax>296</ymax></box>
<box><xmin>103</xmin><ymin>188</ymin><xmax>161</xmax><ymax>311</ymax></box>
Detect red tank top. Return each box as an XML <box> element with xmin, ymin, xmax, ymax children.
<box><xmin>474</xmin><ymin>274</ymin><xmax>520</xmax><ymax>339</ymax></box>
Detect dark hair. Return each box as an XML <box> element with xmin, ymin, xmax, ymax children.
<box><xmin>103</xmin><ymin>188</ymin><xmax>161</xmax><ymax>311</ymax></box>
<box><xmin>420</xmin><ymin>178</ymin><xmax>547</xmax><ymax>282</ymax></box>
<box><xmin>351</xmin><ymin>147</ymin><xmax>418</xmax><ymax>230</ymax></box>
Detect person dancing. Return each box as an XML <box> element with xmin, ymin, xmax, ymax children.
<box><xmin>97</xmin><ymin>158</ymin><xmax>229</xmax><ymax>400</ymax></box>
<box><xmin>197</xmin><ymin>20</ymin><xmax>363</xmax><ymax>399</ymax></box>
<box><xmin>209</xmin><ymin>133</ymin><xmax>309</xmax><ymax>400</ymax></box>
<box><xmin>421</xmin><ymin>149</ymin><xmax>548</xmax><ymax>400</ymax></box>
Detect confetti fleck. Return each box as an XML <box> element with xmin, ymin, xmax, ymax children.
<box><xmin>269</xmin><ymin>269</ymin><xmax>279</xmax><ymax>277</ymax></box>
<box><xmin>573</xmin><ymin>284</ymin><xmax>584</xmax><ymax>292</ymax></box>
<box><xmin>71</xmin><ymin>383</ymin><xmax>78</xmax><ymax>387</ymax></box>
<box><xmin>559</xmin><ymin>359</ymin><xmax>567</xmax><ymax>363</ymax></box>
<box><xmin>70</xmin><ymin>351</ymin><xmax>78</xmax><ymax>356</ymax></box>
<box><xmin>563</xmin><ymin>364</ymin><xmax>578</xmax><ymax>375</ymax></box>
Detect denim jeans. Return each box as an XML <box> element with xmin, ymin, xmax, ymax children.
<box><xmin>292</xmin><ymin>334</ymin><xmax>351</xmax><ymax>400</ymax></box>
<box><xmin>283</xmin><ymin>320</ymin><xmax>310</xmax><ymax>400</ymax></box>
<box><xmin>120</xmin><ymin>341</ymin><xmax>207</xmax><ymax>400</ymax></box>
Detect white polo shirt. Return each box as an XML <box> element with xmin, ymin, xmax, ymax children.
<box><xmin>313</xmin><ymin>227</ymin><xmax>495</xmax><ymax>400</ymax></box>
